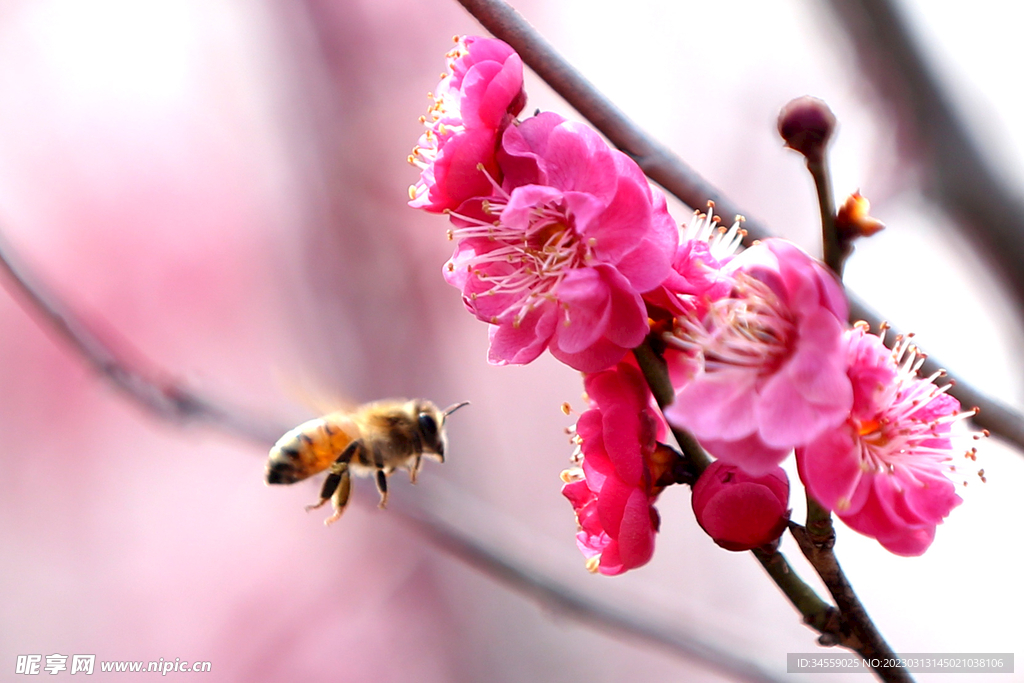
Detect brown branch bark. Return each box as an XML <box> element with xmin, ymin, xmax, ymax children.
<box><xmin>790</xmin><ymin>524</ymin><xmax>913</xmax><ymax>683</ymax></box>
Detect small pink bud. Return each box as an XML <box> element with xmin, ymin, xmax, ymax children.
<box><xmin>778</xmin><ymin>96</ymin><xmax>836</xmax><ymax>163</ymax></box>
<box><xmin>691</xmin><ymin>460</ymin><xmax>790</xmax><ymax>551</ymax></box>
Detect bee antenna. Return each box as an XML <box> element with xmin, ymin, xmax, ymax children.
<box><xmin>442</xmin><ymin>401</ymin><xmax>470</xmax><ymax>417</ymax></box>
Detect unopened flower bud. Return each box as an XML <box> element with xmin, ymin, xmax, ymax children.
<box><xmin>778</xmin><ymin>96</ymin><xmax>836</xmax><ymax>163</ymax></box>
<box><xmin>691</xmin><ymin>460</ymin><xmax>790</xmax><ymax>551</ymax></box>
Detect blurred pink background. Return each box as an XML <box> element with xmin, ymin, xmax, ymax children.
<box><xmin>0</xmin><ymin>1</ymin><xmax>1020</xmax><ymax>681</ymax></box>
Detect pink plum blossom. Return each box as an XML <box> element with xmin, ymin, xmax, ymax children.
<box><xmin>409</xmin><ymin>36</ymin><xmax>526</xmax><ymax>213</ymax></box>
<box><xmin>561</xmin><ymin>362</ymin><xmax>666</xmax><ymax>575</ymax></box>
<box><xmin>664</xmin><ymin>238</ymin><xmax>853</xmax><ymax>475</ymax></box>
<box><xmin>691</xmin><ymin>460</ymin><xmax>790</xmax><ymax>551</ymax></box>
<box><xmin>797</xmin><ymin>324</ymin><xmax>973</xmax><ymax>556</ymax></box>
<box><xmin>444</xmin><ymin>113</ymin><xmax>677</xmax><ymax>372</ymax></box>
<box><xmin>644</xmin><ymin>210</ymin><xmax>745</xmax><ymax>388</ymax></box>
<box><xmin>643</xmin><ymin>209</ymin><xmax>743</xmax><ymax>320</ymax></box>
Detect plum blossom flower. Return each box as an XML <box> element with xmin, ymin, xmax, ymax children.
<box><xmin>643</xmin><ymin>207</ymin><xmax>744</xmax><ymax>321</ymax></box>
<box><xmin>409</xmin><ymin>36</ymin><xmax>526</xmax><ymax>213</ymax></box>
<box><xmin>444</xmin><ymin>113</ymin><xmax>677</xmax><ymax>372</ymax></box>
<box><xmin>691</xmin><ymin>460</ymin><xmax>790</xmax><ymax>551</ymax></box>
<box><xmin>644</xmin><ymin>209</ymin><xmax>745</xmax><ymax>388</ymax></box>
<box><xmin>797</xmin><ymin>324</ymin><xmax>977</xmax><ymax>555</ymax></box>
<box><xmin>663</xmin><ymin>238</ymin><xmax>853</xmax><ymax>475</ymax></box>
<box><xmin>561</xmin><ymin>362</ymin><xmax>667</xmax><ymax>575</ymax></box>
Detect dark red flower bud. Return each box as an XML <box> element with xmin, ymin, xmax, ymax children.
<box><xmin>778</xmin><ymin>96</ymin><xmax>836</xmax><ymax>163</ymax></box>
<box><xmin>692</xmin><ymin>460</ymin><xmax>790</xmax><ymax>551</ymax></box>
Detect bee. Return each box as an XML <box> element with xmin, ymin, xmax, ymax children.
<box><xmin>265</xmin><ymin>399</ymin><xmax>469</xmax><ymax>524</ymax></box>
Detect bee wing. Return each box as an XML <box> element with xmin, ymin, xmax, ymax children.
<box><xmin>271</xmin><ymin>366</ymin><xmax>357</xmax><ymax>415</ymax></box>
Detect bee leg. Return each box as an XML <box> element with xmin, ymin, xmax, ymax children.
<box><xmin>305</xmin><ymin>441</ymin><xmax>360</xmax><ymax>520</ymax></box>
<box><xmin>409</xmin><ymin>453</ymin><xmax>421</xmax><ymax>484</ymax></box>
<box><xmin>374</xmin><ymin>469</ymin><xmax>388</xmax><ymax>509</ymax></box>
<box><xmin>370</xmin><ymin>444</ymin><xmax>388</xmax><ymax>509</ymax></box>
<box><xmin>306</xmin><ymin>469</ymin><xmax>342</xmax><ymax>511</ymax></box>
<box><xmin>324</xmin><ymin>466</ymin><xmax>352</xmax><ymax>526</ymax></box>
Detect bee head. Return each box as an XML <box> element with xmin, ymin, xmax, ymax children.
<box><xmin>415</xmin><ymin>400</ymin><xmax>469</xmax><ymax>461</ymax></box>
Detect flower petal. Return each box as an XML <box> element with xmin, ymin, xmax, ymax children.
<box><xmin>486</xmin><ymin>306</ymin><xmax>558</xmax><ymax>365</ymax></box>
<box><xmin>666</xmin><ymin>368</ymin><xmax>759</xmax><ymax>442</ymax></box>
<box><xmin>553</xmin><ymin>268</ymin><xmax>612</xmax><ymax>354</ymax></box>
<box><xmin>699</xmin><ymin>433</ymin><xmax>792</xmax><ymax>477</ymax></box>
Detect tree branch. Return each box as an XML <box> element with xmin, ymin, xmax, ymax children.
<box><xmin>790</xmin><ymin>524</ymin><xmax>913</xmax><ymax>683</ymax></box>
<box><xmin>394</xmin><ymin>499</ymin><xmax>787</xmax><ymax>683</ymax></box>
<box><xmin>0</xmin><ymin>231</ymin><xmax>285</xmax><ymax>446</ymax></box>
<box><xmin>0</xmin><ymin>227</ymin><xmax>784</xmax><ymax>683</ymax></box>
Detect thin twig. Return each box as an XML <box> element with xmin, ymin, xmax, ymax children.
<box><xmin>750</xmin><ymin>546</ymin><xmax>841</xmax><ymax>640</ymax></box>
<box><xmin>790</xmin><ymin>524</ymin><xmax>913</xmax><ymax>683</ymax></box>
<box><xmin>808</xmin><ymin>155</ymin><xmax>842</xmax><ymax>277</ymax></box>
<box><xmin>786</xmin><ymin>114</ymin><xmax>843</xmax><ymax>549</ymax></box>
<box><xmin>800</xmin><ymin>132</ymin><xmax>911</xmax><ymax>681</ymax></box>
<box><xmin>0</xmin><ymin>229</ymin><xmax>783</xmax><ymax>683</ymax></box>
<box><xmin>635</xmin><ymin>319</ymin><xmax>910</xmax><ymax>683</ymax></box>
<box><xmin>633</xmin><ymin>338</ymin><xmax>710</xmax><ymax>473</ymax></box>
<box><xmin>452</xmin><ymin>0</ymin><xmax>1024</xmax><ymax>455</ymax></box>
<box><xmin>453</xmin><ymin>0</ymin><xmax>771</xmax><ymax>241</ymax></box>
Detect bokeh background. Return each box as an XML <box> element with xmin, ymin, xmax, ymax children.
<box><xmin>0</xmin><ymin>0</ymin><xmax>1020</xmax><ymax>681</ymax></box>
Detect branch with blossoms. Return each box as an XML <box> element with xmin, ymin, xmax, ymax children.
<box><xmin>409</xmin><ymin>32</ymin><xmax>987</xmax><ymax>683</ymax></box>
<box><xmin>450</xmin><ymin>0</ymin><xmax>1024</xmax><ymax>455</ymax></box>
<box><xmin>0</xmin><ymin>9</ymin><xmax>1005</xmax><ymax>681</ymax></box>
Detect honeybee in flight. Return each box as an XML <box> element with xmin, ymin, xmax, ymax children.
<box><xmin>266</xmin><ymin>399</ymin><xmax>469</xmax><ymax>524</ymax></box>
